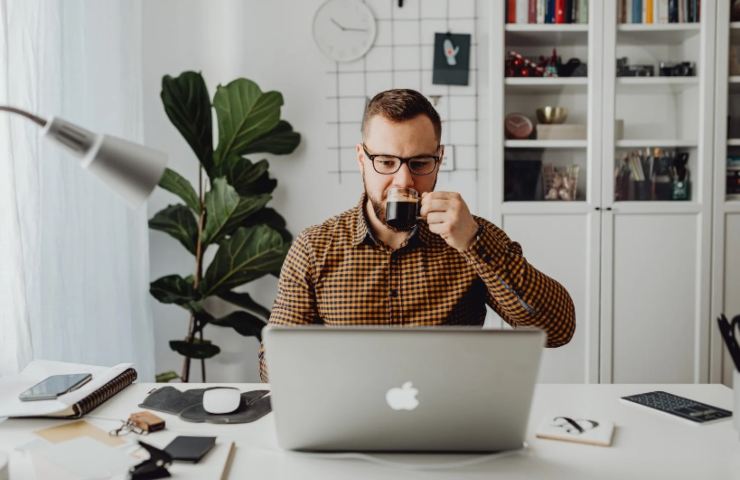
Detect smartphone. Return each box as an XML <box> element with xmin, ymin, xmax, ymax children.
<box><xmin>18</xmin><ymin>373</ymin><xmax>93</xmax><ymax>401</ymax></box>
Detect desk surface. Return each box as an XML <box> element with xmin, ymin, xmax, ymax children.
<box><xmin>1</xmin><ymin>383</ymin><xmax>737</xmax><ymax>479</ymax></box>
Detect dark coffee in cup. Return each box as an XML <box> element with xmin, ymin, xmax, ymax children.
<box><xmin>386</xmin><ymin>187</ymin><xmax>419</xmax><ymax>230</ymax></box>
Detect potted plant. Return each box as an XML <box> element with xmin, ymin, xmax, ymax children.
<box><xmin>149</xmin><ymin>71</ymin><xmax>300</xmax><ymax>382</ymax></box>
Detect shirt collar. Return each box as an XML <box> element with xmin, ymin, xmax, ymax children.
<box><xmin>353</xmin><ymin>193</ymin><xmax>429</xmax><ymax>248</ymax></box>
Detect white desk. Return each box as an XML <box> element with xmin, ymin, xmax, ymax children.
<box><xmin>0</xmin><ymin>383</ymin><xmax>737</xmax><ymax>479</ymax></box>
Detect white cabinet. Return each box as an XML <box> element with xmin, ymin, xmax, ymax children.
<box><xmin>488</xmin><ymin>1</ymin><xmax>719</xmax><ymax>383</ymax></box>
<box><xmin>711</xmin><ymin>2</ymin><xmax>740</xmax><ymax>386</ymax></box>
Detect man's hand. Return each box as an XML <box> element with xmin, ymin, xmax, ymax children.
<box><xmin>420</xmin><ymin>191</ymin><xmax>479</xmax><ymax>252</ymax></box>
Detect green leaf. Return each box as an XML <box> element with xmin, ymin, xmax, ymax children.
<box><xmin>210</xmin><ymin>311</ymin><xmax>266</xmax><ymax>340</ymax></box>
<box><xmin>161</xmin><ymin>72</ymin><xmax>214</xmax><ymax>171</ymax></box>
<box><xmin>150</xmin><ymin>275</ymin><xmax>200</xmax><ymax>307</ymax></box>
<box><xmin>213</xmin><ymin>79</ymin><xmax>283</xmax><ymax>164</ymax></box>
<box><xmin>158</xmin><ymin>168</ymin><xmax>200</xmax><ymax>212</ymax></box>
<box><xmin>244</xmin><ymin>171</ymin><xmax>277</xmax><ymax>195</ymax></box>
<box><xmin>242</xmin><ymin>120</ymin><xmax>301</xmax><ymax>155</ymax></box>
<box><xmin>155</xmin><ymin>371</ymin><xmax>180</xmax><ymax>383</ymax></box>
<box><xmin>169</xmin><ymin>339</ymin><xmax>220</xmax><ymax>359</ymax></box>
<box><xmin>202</xmin><ymin>177</ymin><xmax>272</xmax><ymax>245</ymax></box>
<box><xmin>210</xmin><ymin>155</ymin><xmax>269</xmax><ymax>196</ymax></box>
<box><xmin>216</xmin><ymin>290</ymin><xmax>271</xmax><ymax>320</ymax></box>
<box><xmin>243</xmin><ymin>207</ymin><xmax>292</xmax><ymax>243</ymax></box>
<box><xmin>201</xmin><ymin>225</ymin><xmax>287</xmax><ymax>295</ymax></box>
<box><xmin>149</xmin><ymin>204</ymin><xmax>198</xmax><ymax>254</ymax></box>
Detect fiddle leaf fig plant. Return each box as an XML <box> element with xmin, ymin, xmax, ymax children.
<box><xmin>149</xmin><ymin>71</ymin><xmax>300</xmax><ymax>382</ymax></box>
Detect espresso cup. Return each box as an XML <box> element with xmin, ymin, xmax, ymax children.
<box><xmin>386</xmin><ymin>187</ymin><xmax>420</xmax><ymax>230</ymax></box>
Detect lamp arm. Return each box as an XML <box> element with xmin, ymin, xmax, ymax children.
<box><xmin>0</xmin><ymin>105</ymin><xmax>47</xmax><ymax>127</ymax></box>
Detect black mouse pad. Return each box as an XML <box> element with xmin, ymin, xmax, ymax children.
<box><xmin>139</xmin><ymin>387</ymin><xmax>271</xmax><ymax>424</ymax></box>
<box><xmin>179</xmin><ymin>391</ymin><xmax>271</xmax><ymax>424</ymax></box>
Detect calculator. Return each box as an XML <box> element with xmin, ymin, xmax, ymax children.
<box><xmin>621</xmin><ymin>391</ymin><xmax>732</xmax><ymax>424</ymax></box>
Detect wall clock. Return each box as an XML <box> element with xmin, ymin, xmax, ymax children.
<box><xmin>313</xmin><ymin>0</ymin><xmax>377</xmax><ymax>62</ymax></box>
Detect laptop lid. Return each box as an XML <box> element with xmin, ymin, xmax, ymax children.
<box><xmin>263</xmin><ymin>326</ymin><xmax>545</xmax><ymax>452</ymax></box>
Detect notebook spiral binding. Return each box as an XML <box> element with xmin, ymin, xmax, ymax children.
<box><xmin>68</xmin><ymin>368</ymin><xmax>138</xmax><ymax>418</ymax></box>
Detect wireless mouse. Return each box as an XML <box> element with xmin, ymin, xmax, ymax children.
<box><xmin>202</xmin><ymin>387</ymin><xmax>241</xmax><ymax>414</ymax></box>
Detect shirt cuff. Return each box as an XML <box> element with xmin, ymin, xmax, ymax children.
<box><xmin>459</xmin><ymin>221</ymin><xmax>509</xmax><ymax>268</ymax></box>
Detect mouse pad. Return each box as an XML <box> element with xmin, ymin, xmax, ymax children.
<box><xmin>139</xmin><ymin>387</ymin><xmax>271</xmax><ymax>424</ymax></box>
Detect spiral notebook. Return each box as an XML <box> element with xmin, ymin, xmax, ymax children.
<box><xmin>0</xmin><ymin>360</ymin><xmax>137</xmax><ymax>418</ymax></box>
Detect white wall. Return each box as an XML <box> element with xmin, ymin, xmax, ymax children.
<box><xmin>142</xmin><ymin>0</ymin><xmax>491</xmax><ymax>381</ymax></box>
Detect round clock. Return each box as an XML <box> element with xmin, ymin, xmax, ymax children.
<box><xmin>505</xmin><ymin>113</ymin><xmax>534</xmax><ymax>140</ymax></box>
<box><xmin>313</xmin><ymin>0</ymin><xmax>377</xmax><ymax>63</ymax></box>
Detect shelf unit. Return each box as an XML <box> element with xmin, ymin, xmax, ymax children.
<box><xmin>712</xmin><ymin>1</ymin><xmax>740</xmax><ymax>386</ymax></box>
<box><xmin>490</xmin><ymin>1</ymin><xmax>718</xmax><ymax>385</ymax></box>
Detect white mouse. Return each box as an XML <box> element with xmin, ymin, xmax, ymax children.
<box><xmin>202</xmin><ymin>387</ymin><xmax>241</xmax><ymax>414</ymax></box>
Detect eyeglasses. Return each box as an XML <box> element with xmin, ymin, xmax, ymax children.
<box><xmin>362</xmin><ymin>144</ymin><xmax>441</xmax><ymax>176</ymax></box>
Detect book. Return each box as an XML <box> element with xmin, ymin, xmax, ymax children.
<box><xmin>578</xmin><ymin>0</ymin><xmax>588</xmax><ymax>23</ymax></box>
<box><xmin>528</xmin><ymin>0</ymin><xmax>537</xmax><ymax>23</ymax></box>
<box><xmin>0</xmin><ymin>360</ymin><xmax>137</xmax><ymax>418</ymax></box>
<box><xmin>646</xmin><ymin>0</ymin><xmax>654</xmax><ymax>23</ymax></box>
<box><xmin>555</xmin><ymin>0</ymin><xmax>566</xmax><ymax>23</ymax></box>
<box><xmin>517</xmin><ymin>0</ymin><xmax>529</xmax><ymax>23</ymax></box>
<box><xmin>537</xmin><ymin>0</ymin><xmax>546</xmax><ymax>23</ymax></box>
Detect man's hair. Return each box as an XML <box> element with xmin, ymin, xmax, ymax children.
<box><xmin>361</xmin><ymin>89</ymin><xmax>441</xmax><ymax>142</ymax></box>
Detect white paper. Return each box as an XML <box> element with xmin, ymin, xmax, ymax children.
<box><xmin>0</xmin><ymin>360</ymin><xmax>133</xmax><ymax>418</ymax></box>
<box><xmin>30</xmin><ymin>437</ymin><xmax>137</xmax><ymax>480</ymax></box>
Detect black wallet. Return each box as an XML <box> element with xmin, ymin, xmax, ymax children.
<box><xmin>163</xmin><ymin>436</ymin><xmax>216</xmax><ymax>463</ymax></box>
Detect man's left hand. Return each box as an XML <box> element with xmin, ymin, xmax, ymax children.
<box><xmin>420</xmin><ymin>191</ymin><xmax>479</xmax><ymax>252</ymax></box>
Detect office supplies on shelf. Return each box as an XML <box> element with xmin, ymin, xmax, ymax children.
<box><xmin>0</xmin><ymin>360</ymin><xmax>136</xmax><ymax>418</ymax></box>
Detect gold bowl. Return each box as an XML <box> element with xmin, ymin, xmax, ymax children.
<box><xmin>536</xmin><ymin>106</ymin><xmax>568</xmax><ymax>124</ymax></box>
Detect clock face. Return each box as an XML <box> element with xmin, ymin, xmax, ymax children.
<box><xmin>313</xmin><ymin>0</ymin><xmax>377</xmax><ymax>62</ymax></box>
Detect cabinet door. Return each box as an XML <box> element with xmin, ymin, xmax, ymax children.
<box><xmin>501</xmin><ymin>211</ymin><xmax>600</xmax><ymax>383</ymax></box>
<box><xmin>722</xmin><ymin>213</ymin><xmax>740</xmax><ymax>384</ymax></box>
<box><xmin>601</xmin><ymin>211</ymin><xmax>709</xmax><ymax>383</ymax></box>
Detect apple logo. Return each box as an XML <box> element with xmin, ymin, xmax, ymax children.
<box><xmin>385</xmin><ymin>381</ymin><xmax>419</xmax><ymax>411</ymax></box>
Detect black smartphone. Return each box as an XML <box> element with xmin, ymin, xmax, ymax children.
<box><xmin>18</xmin><ymin>373</ymin><xmax>93</xmax><ymax>401</ymax></box>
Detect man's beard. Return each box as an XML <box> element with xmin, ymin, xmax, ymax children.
<box><xmin>361</xmin><ymin>170</ymin><xmax>435</xmax><ymax>233</ymax></box>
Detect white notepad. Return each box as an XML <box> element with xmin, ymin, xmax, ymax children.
<box><xmin>535</xmin><ymin>415</ymin><xmax>615</xmax><ymax>447</ymax></box>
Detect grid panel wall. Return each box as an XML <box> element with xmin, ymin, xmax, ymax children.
<box><xmin>325</xmin><ymin>0</ymin><xmax>479</xmax><ymax>179</ymax></box>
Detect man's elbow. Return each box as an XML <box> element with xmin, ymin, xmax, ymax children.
<box><xmin>545</xmin><ymin>294</ymin><xmax>576</xmax><ymax>348</ymax></box>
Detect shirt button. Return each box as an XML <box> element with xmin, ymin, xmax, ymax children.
<box><xmin>389</xmin><ymin>289</ymin><xmax>398</xmax><ymax>298</ymax></box>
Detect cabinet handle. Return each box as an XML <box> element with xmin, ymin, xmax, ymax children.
<box><xmin>595</xmin><ymin>206</ymin><xmax>601</xmax><ymax>211</ymax></box>
<box><xmin>606</xmin><ymin>207</ymin><xmax>613</xmax><ymax>211</ymax></box>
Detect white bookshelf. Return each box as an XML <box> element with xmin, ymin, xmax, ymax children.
<box><xmin>490</xmin><ymin>0</ymin><xmax>718</xmax><ymax>385</ymax></box>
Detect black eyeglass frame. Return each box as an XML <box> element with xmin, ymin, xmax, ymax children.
<box><xmin>361</xmin><ymin>143</ymin><xmax>442</xmax><ymax>176</ymax></box>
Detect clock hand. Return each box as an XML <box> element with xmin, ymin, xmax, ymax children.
<box><xmin>343</xmin><ymin>26</ymin><xmax>368</xmax><ymax>32</ymax></box>
<box><xmin>330</xmin><ymin>17</ymin><xmax>346</xmax><ymax>31</ymax></box>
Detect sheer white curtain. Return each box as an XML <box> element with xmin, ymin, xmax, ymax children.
<box><xmin>0</xmin><ymin>0</ymin><xmax>155</xmax><ymax>379</ymax></box>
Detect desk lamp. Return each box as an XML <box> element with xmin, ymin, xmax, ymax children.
<box><xmin>1</xmin><ymin>105</ymin><xmax>167</xmax><ymax>206</ymax></box>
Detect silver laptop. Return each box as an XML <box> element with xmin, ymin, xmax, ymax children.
<box><xmin>263</xmin><ymin>325</ymin><xmax>545</xmax><ymax>452</ymax></box>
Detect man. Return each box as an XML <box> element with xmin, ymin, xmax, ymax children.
<box><xmin>259</xmin><ymin>89</ymin><xmax>575</xmax><ymax>382</ymax></box>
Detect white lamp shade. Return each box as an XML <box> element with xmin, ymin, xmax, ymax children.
<box><xmin>41</xmin><ymin>116</ymin><xmax>167</xmax><ymax>207</ymax></box>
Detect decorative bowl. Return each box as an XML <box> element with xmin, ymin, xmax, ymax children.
<box><xmin>536</xmin><ymin>106</ymin><xmax>568</xmax><ymax>124</ymax></box>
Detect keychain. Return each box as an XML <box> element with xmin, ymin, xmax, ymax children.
<box><xmin>109</xmin><ymin>411</ymin><xmax>166</xmax><ymax>436</ymax></box>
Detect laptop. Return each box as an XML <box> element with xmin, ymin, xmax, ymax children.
<box><xmin>262</xmin><ymin>325</ymin><xmax>545</xmax><ymax>452</ymax></box>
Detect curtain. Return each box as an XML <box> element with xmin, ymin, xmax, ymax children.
<box><xmin>0</xmin><ymin>0</ymin><xmax>155</xmax><ymax>380</ymax></box>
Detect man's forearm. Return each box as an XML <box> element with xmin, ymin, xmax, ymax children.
<box><xmin>460</xmin><ymin>220</ymin><xmax>576</xmax><ymax>347</ymax></box>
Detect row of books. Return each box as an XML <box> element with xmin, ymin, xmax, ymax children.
<box><xmin>506</xmin><ymin>0</ymin><xmax>588</xmax><ymax>24</ymax></box>
<box><xmin>618</xmin><ymin>0</ymin><xmax>700</xmax><ymax>24</ymax></box>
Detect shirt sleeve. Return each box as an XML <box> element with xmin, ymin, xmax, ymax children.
<box><xmin>458</xmin><ymin>217</ymin><xmax>576</xmax><ymax>348</ymax></box>
<box><xmin>258</xmin><ymin>229</ymin><xmax>319</xmax><ymax>382</ymax></box>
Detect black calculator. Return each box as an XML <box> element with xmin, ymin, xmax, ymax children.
<box><xmin>621</xmin><ymin>391</ymin><xmax>732</xmax><ymax>424</ymax></box>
